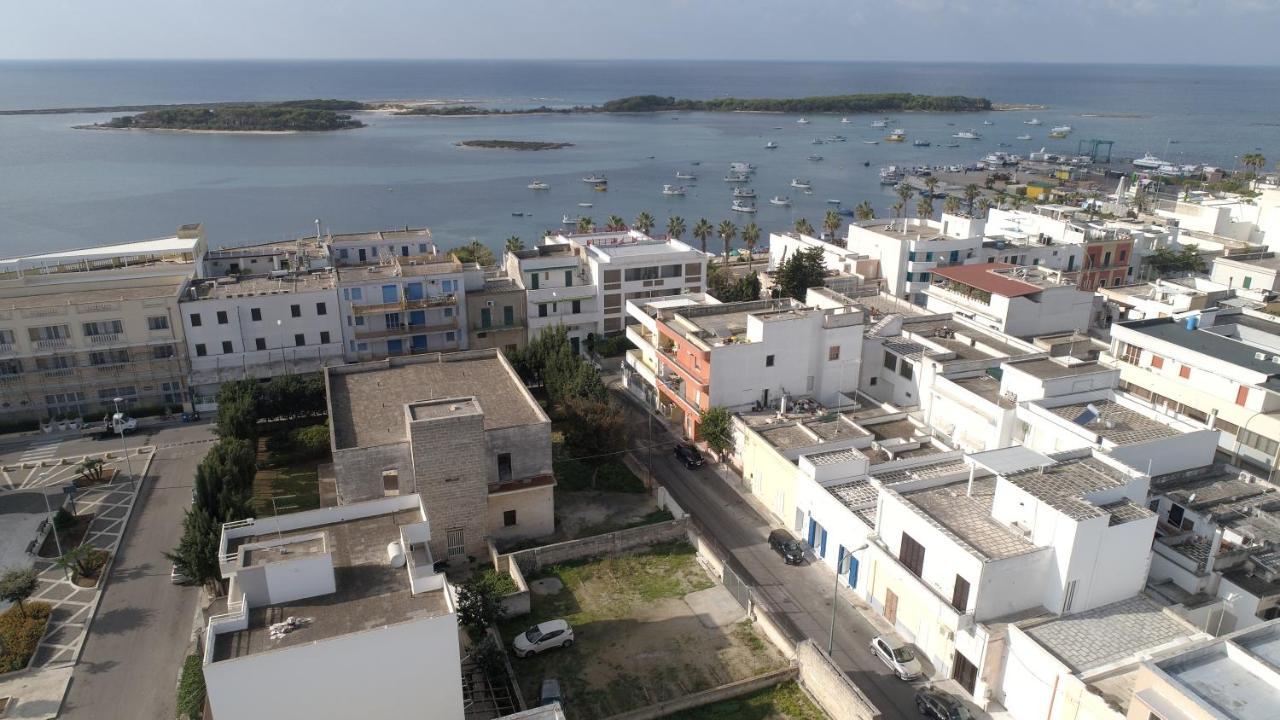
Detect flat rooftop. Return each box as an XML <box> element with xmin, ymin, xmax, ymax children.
<box><xmin>902</xmin><ymin>477</ymin><xmax>1040</xmax><ymax>561</ymax></box>
<box><xmin>900</xmin><ymin>317</ymin><xmax>1031</xmax><ymax>360</ymax></box>
<box><xmin>0</xmin><ymin>273</ymin><xmax>189</xmax><ymax>311</ymax></box>
<box><xmin>1006</xmin><ymin>455</ymin><xmax>1147</xmax><ymax>522</ymax></box>
<box><xmin>854</xmin><ymin>219</ymin><xmax>951</xmax><ymax>243</ymax></box>
<box><xmin>1023</xmin><ymin>595</ymin><xmax>1196</xmax><ymax>673</ymax></box>
<box><xmin>212</xmin><ymin>509</ymin><xmax>449</xmax><ymax>661</ymax></box>
<box><xmin>0</xmin><ymin>234</ymin><xmax>200</xmax><ymax>269</ymax></box>
<box><xmin>327</xmin><ymin>227</ymin><xmax>433</xmax><ymax>244</ymax></box>
<box><xmin>1006</xmin><ymin>357</ymin><xmax>1111</xmax><ymax>380</ymax></box>
<box><xmin>327</xmin><ymin>350</ymin><xmax>545</xmax><ymax>449</ymax></box>
<box><xmin>1154</xmin><ymin>623</ymin><xmax>1280</xmax><ymax>720</ymax></box>
<box><xmin>187</xmin><ymin>272</ymin><xmax>335</xmax><ymax>300</ymax></box>
<box><xmin>1151</xmin><ymin>467</ymin><xmax>1278</xmax><ymax>516</ymax></box>
<box><xmin>1047</xmin><ymin>400</ymin><xmax>1181</xmax><ymax>445</ymax></box>
<box><xmin>951</xmin><ymin>375</ymin><xmax>1006</xmax><ymax>406</ymax></box>
<box><xmin>1219</xmin><ymin>253</ymin><xmax>1280</xmax><ymax>271</ymax></box>
<box><xmin>336</xmin><ymin>256</ymin><xmax>462</xmax><ymax>282</ymax></box>
<box><xmin>1117</xmin><ymin>317</ymin><xmax>1280</xmax><ymax>375</ymax></box>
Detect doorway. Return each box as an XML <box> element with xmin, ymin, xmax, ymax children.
<box><xmin>952</xmin><ymin>650</ymin><xmax>978</xmax><ymax>695</ymax></box>
<box><xmin>884</xmin><ymin>589</ymin><xmax>899</xmax><ymax>625</ymax></box>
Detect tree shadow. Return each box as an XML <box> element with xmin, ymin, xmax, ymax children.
<box><xmin>91</xmin><ymin>606</ymin><xmax>155</xmax><ymax>635</ymax></box>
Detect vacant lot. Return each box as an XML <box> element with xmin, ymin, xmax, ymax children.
<box><xmin>252</xmin><ymin>423</ymin><xmax>327</xmax><ymax>514</ymax></box>
<box><xmin>501</xmin><ymin>542</ymin><xmax>786</xmax><ymax>719</ymax></box>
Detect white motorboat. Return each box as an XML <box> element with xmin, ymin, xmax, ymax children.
<box><xmin>983</xmin><ymin>152</ymin><xmax>1010</xmax><ymax>166</ymax></box>
<box><xmin>808</xmin><ymin>155</ymin><xmax>824</xmax><ymax>161</ymax></box>
<box><xmin>562</xmin><ymin>214</ymin><xmax>578</xmax><ymax>225</ymax></box>
<box><xmin>1016</xmin><ymin>134</ymin><xmax>1032</xmax><ymax>140</ymax></box>
<box><xmin>577</xmin><ymin>202</ymin><xmax>593</xmax><ymax>207</ymax></box>
<box><xmin>863</xmin><ymin>140</ymin><xmax>880</xmax><ymax>145</ymax></box>
<box><xmin>841</xmin><ymin>117</ymin><xmax>851</xmax><ymax>124</ymax></box>
<box><xmin>912</xmin><ymin>140</ymin><xmax>931</xmax><ymax>147</ymax></box>
<box><xmin>871</xmin><ymin>119</ymin><xmax>888</xmax><ymax>128</ymax></box>
<box><xmin>1025</xmin><ymin>118</ymin><xmax>1042</xmax><ymax>125</ymax></box>
<box><xmin>826</xmin><ymin>198</ymin><xmax>842</xmax><ymax>204</ymax></box>
<box><xmin>724</xmin><ymin>173</ymin><xmax>750</xmax><ymax>183</ymax></box>
<box><xmin>885</xmin><ymin>129</ymin><xmax>907</xmax><ymax>142</ymax></box>
<box><xmin>733</xmin><ymin>186</ymin><xmax>757</xmax><ymax>198</ymax></box>
<box><xmin>982</xmin><ymin>120</ymin><xmax>994</xmax><ymax>125</ymax></box>
<box><xmin>582</xmin><ymin>174</ymin><xmax>607</xmax><ymax>184</ymax></box>
<box><xmin>790</xmin><ymin>178</ymin><xmax>812</xmax><ymax>189</ymax></box>
<box><xmin>879</xmin><ymin>165</ymin><xmax>903</xmax><ymax>184</ymax></box>
<box><xmin>675</xmin><ymin>171</ymin><xmax>697</xmax><ymax>180</ymax></box>
<box><xmin>953</xmin><ymin>130</ymin><xmax>981</xmax><ymax>140</ymax></box>
<box><xmin>769</xmin><ymin>196</ymin><xmax>791</xmax><ymax>206</ymax></box>
<box><xmin>662</xmin><ymin>184</ymin><xmax>686</xmax><ymax>196</ymax></box>
<box><xmin>729</xmin><ymin>162</ymin><xmax>755</xmax><ymax>174</ymax></box>
<box><xmin>765</xmin><ymin>141</ymin><xmax>779</xmax><ymax>149</ymax></box>
<box><xmin>731</xmin><ymin>200</ymin><xmax>757</xmax><ymax>213</ymax></box>
<box><xmin>1050</xmin><ymin>125</ymin><xmax>1072</xmax><ymax>136</ymax></box>
<box><xmin>527</xmin><ymin>180</ymin><xmax>550</xmax><ymax>190</ymax></box>
<box><xmin>1133</xmin><ymin>152</ymin><xmax>1166</xmax><ymax>169</ymax></box>
<box><xmin>796</xmin><ymin>117</ymin><xmax>810</xmax><ymax>125</ymax></box>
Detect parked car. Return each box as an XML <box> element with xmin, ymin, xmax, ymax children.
<box><xmin>170</xmin><ymin>563</ymin><xmax>189</xmax><ymax>585</ymax></box>
<box><xmin>540</xmin><ymin>679</ymin><xmax>563</xmax><ymax>707</ymax></box>
<box><xmin>768</xmin><ymin>529</ymin><xmax>805</xmax><ymax>565</ymax></box>
<box><xmin>512</xmin><ymin>619</ymin><xmax>575</xmax><ymax>658</ymax></box>
<box><xmin>674</xmin><ymin>442</ymin><xmax>704</xmax><ymax>468</ymax></box>
<box><xmin>915</xmin><ymin>687</ymin><xmax>972</xmax><ymax>720</ymax></box>
<box><xmin>870</xmin><ymin>634</ymin><xmax>923</xmax><ymax>680</ymax></box>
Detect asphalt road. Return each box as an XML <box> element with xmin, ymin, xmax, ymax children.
<box><xmin>617</xmin><ymin>391</ymin><xmax>926</xmax><ymax>720</ymax></box>
<box><xmin>58</xmin><ymin>423</ymin><xmax>214</xmax><ymax>720</ymax></box>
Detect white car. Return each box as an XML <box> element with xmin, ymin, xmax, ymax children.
<box><xmin>170</xmin><ymin>563</ymin><xmax>189</xmax><ymax>585</ymax></box>
<box><xmin>512</xmin><ymin>619</ymin><xmax>575</xmax><ymax>658</ymax></box>
<box><xmin>870</xmin><ymin>634</ymin><xmax>923</xmax><ymax>680</ymax></box>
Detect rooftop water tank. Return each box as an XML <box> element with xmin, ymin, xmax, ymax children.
<box><xmin>386</xmin><ymin>541</ymin><xmax>406</xmax><ymax>568</ymax></box>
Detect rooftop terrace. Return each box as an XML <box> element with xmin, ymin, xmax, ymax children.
<box><xmin>1152</xmin><ymin>622</ymin><xmax>1280</xmax><ymax>720</ymax></box>
<box><xmin>1047</xmin><ymin>400</ymin><xmax>1181</xmax><ymax>445</ymax></box>
<box><xmin>1023</xmin><ymin>595</ymin><xmax>1197</xmax><ymax>673</ymax></box>
<box><xmin>903</xmin><ymin>477</ymin><xmax>1040</xmax><ymax>561</ymax></box>
<box><xmin>187</xmin><ymin>271</ymin><xmax>335</xmax><ymax>300</ymax></box>
<box><xmin>1005</xmin><ymin>455</ymin><xmax>1147</xmax><ymax>522</ymax></box>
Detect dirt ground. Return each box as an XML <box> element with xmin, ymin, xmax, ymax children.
<box><xmin>554</xmin><ymin>490</ymin><xmax>661</xmax><ymax>539</ymax></box>
<box><xmin>502</xmin><ymin>543</ymin><xmax>786</xmax><ymax>719</ymax></box>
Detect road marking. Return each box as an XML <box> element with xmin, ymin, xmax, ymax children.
<box><xmin>17</xmin><ymin>441</ymin><xmax>60</xmax><ymax>463</ymax></box>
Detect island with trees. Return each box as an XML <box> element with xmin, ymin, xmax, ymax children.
<box><xmin>395</xmin><ymin>92</ymin><xmax>992</xmax><ymax>116</ymax></box>
<box><xmin>87</xmin><ymin>99</ymin><xmax>366</xmax><ymax>132</ymax></box>
<box><xmin>456</xmin><ymin>139</ymin><xmax>574</xmax><ymax>151</ymax></box>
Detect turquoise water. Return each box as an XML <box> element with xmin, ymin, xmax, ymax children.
<box><xmin>0</xmin><ymin>61</ymin><xmax>1276</xmax><ymax>255</ymax></box>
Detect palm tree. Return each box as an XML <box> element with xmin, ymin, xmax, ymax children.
<box><xmin>741</xmin><ymin>222</ymin><xmax>761</xmax><ymax>270</ymax></box>
<box><xmin>666</xmin><ymin>215</ymin><xmax>686</xmax><ymax>240</ymax></box>
<box><xmin>717</xmin><ymin>220</ymin><xmax>737</xmax><ymax>263</ymax></box>
<box><xmin>504</xmin><ymin>236</ymin><xmax>524</xmax><ymax>253</ymax></box>
<box><xmin>634</xmin><ymin>212</ymin><xmax>655</xmax><ymax>235</ymax></box>
<box><xmin>794</xmin><ymin>217</ymin><xmax>814</xmax><ymax>236</ymax></box>
<box><xmin>916</xmin><ymin>197</ymin><xmax>934</xmax><ymax>221</ymax></box>
<box><xmin>924</xmin><ymin>176</ymin><xmax>939</xmax><ymax>196</ymax></box>
<box><xmin>975</xmin><ymin>198</ymin><xmax>992</xmax><ymax>217</ymax></box>
<box><xmin>1241</xmin><ymin>153</ymin><xmax>1267</xmax><ymax>176</ymax></box>
<box><xmin>995</xmin><ymin>191</ymin><xmax>1010</xmax><ymax>210</ymax></box>
<box><xmin>823</xmin><ymin>210</ymin><xmax>842</xmax><ymax>240</ymax></box>
<box><xmin>891</xmin><ymin>201</ymin><xmax>905</xmax><ymax>227</ymax></box>
<box><xmin>895</xmin><ymin>183</ymin><xmax>913</xmax><ymax>205</ymax></box>
<box><xmin>606</xmin><ymin>214</ymin><xmax>625</xmax><ymax>231</ymax></box>
<box><xmin>692</xmin><ymin>218</ymin><xmax>714</xmax><ymax>254</ymax></box>
<box><xmin>854</xmin><ymin>201</ymin><xmax>876</xmax><ymax>221</ymax></box>
<box><xmin>577</xmin><ymin>216</ymin><xmax>595</xmax><ymax>234</ymax></box>
<box><xmin>942</xmin><ymin>196</ymin><xmax>962</xmax><ymax>216</ymax></box>
<box><xmin>1010</xmin><ymin>194</ymin><xmax>1025</xmax><ymax>211</ymax></box>
<box><xmin>963</xmin><ymin>184</ymin><xmax>981</xmax><ymax>215</ymax></box>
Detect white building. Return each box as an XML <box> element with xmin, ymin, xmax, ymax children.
<box><xmin>842</xmin><ymin>216</ymin><xmax>987</xmax><ymax>305</ymax></box>
<box><xmin>336</xmin><ymin>255</ymin><xmax>476</xmax><ymax>361</ymax></box>
<box><xmin>925</xmin><ymin>263</ymin><xmax>1096</xmax><ymax>338</ymax></box>
<box><xmin>1210</xmin><ymin>253</ymin><xmax>1280</xmax><ymax>294</ymax></box>
<box><xmin>202</xmin><ymin>494</ymin><xmax>464</xmax><ymax>720</ymax></box>
<box><xmin>180</xmin><ymin>271</ymin><xmax>345</xmax><ymax>398</ymax></box>
<box><xmin>1100</xmin><ymin>276</ymin><xmax>1235</xmax><ymax>322</ymax></box>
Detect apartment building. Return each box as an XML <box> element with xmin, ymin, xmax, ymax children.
<box><xmin>625</xmin><ymin>289</ymin><xmax>863</xmax><ymax>439</ymax></box>
<box><xmin>504</xmin><ymin>243</ymin><xmax>598</xmax><ymax>355</ymax></box>
<box><xmin>1107</xmin><ymin>309</ymin><xmax>1280</xmax><ymax>473</ymax></box>
<box><xmin>0</xmin><ymin>226</ymin><xmax>205</xmax><ymax>422</ymax></box>
<box><xmin>842</xmin><ymin>215</ymin><xmax>987</xmax><ymax>305</ymax></box>
<box><xmin>985</xmin><ymin>208</ymin><xmax>1151</xmax><ymax>291</ymax></box>
<box><xmin>203</xmin><ymin>495</ymin><xmax>464</xmax><ymax>720</ymax></box>
<box><xmin>465</xmin><ymin>274</ymin><xmax>526</xmax><ymax>353</ymax></box>
<box><xmin>1100</xmin><ymin>276</ymin><xmax>1235</xmax><ymax>322</ymax></box>
<box><xmin>1210</xmin><ymin>252</ymin><xmax>1280</xmax><ymax>294</ymax></box>
<box><xmin>768</xmin><ymin>231</ymin><xmax>879</xmax><ymax>285</ymax></box>
<box><xmin>925</xmin><ymin>263</ymin><xmax>1096</xmax><ymax>338</ymax></box>
<box><xmin>325</xmin><ymin>349</ymin><xmax>554</xmax><ymax>559</ymax></box>
<box><xmin>336</xmin><ymin>255</ymin><xmax>474</xmax><ymax>361</ymax></box>
<box><xmin>180</xmin><ymin>270</ymin><xmax>345</xmax><ymax>398</ymax></box>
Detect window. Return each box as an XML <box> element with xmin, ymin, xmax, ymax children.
<box><xmin>443</xmin><ymin>307</ymin><xmax>454</xmax><ymax>318</ymax></box>
<box><xmin>442</xmin><ymin>279</ymin><xmax>456</xmax><ymax>293</ymax></box>
<box><xmin>900</xmin><ymin>362</ymin><xmax>914</xmax><ymax>380</ymax></box>
<box><xmin>1117</xmin><ymin>342</ymin><xmax>1141</xmax><ymax>365</ymax></box>
<box><xmin>250</xmin><ymin>308</ymin><xmax>262</xmax><ymax>322</ymax></box>
<box><xmin>883</xmin><ymin>353</ymin><xmax>897</xmax><ymax>371</ymax></box>
<box><xmin>951</xmin><ymin>575</ymin><xmax>970</xmax><ymax>613</ymax></box>
<box><xmin>350</xmin><ymin>287</ymin><xmax>363</xmax><ymax>301</ymax></box>
<box><xmin>320</xmin><ymin>331</ymin><xmax>331</xmax><ymax>344</ymax></box>
<box><xmin>290</xmin><ymin>304</ymin><xmax>301</xmax><ymax>318</ymax></box>
<box><xmin>497</xmin><ymin>453</ymin><xmax>512</xmax><ymax>483</ymax></box>
<box><xmin>1179</xmin><ymin>365</ymin><xmax>1191</xmax><ymax>379</ymax></box>
<box><xmin>195</xmin><ymin>343</ymin><xmax>207</xmax><ymax>357</ymax></box>
<box><xmin>82</xmin><ymin>320</ymin><xmax>124</xmax><ymax>336</ymax></box>
<box><xmin>222</xmin><ymin>341</ymin><xmax>234</xmax><ymax>354</ymax></box>
<box><xmin>1118</xmin><ymin>249</ymin><xmax>1127</xmax><ymax>262</ymax></box>
<box><xmin>294</xmin><ymin>333</ymin><xmax>305</xmax><ymax>347</ymax></box>
<box><xmin>382</xmin><ymin>470</ymin><xmax>400</xmax><ymax>497</ymax></box>
<box><xmin>538</xmin><ymin>304</ymin><xmax>548</xmax><ymax>318</ymax></box>
<box><xmin>899</xmin><ymin>533</ymin><xmax>925</xmax><ymax>578</ymax></box>
<box><xmin>828</xmin><ymin>345</ymin><xmax>840</xmax><ymax>361</ymax></box>
<box><xmin>90</xmin><ymin>349</ymin><xmax>130</xmax><ymax>366</ymax></box>
<box><xmin>765</xmin><ymin>355</ymin><xmax>775</xmax><ymax>367</ymax></box>
<box><xmin>153</xmin><ymin>345</ymin><xmax>176</xmax><ymax>360</ymax></box>
<box><xmin>216</xmin><ymin>310</ymin><xmax>229</xmax><ymax>325</ymax></box>
<box><xmin>868</xmin><ymin>377</ymin><xmax>877</xmax><ymax>386</ymax></box>
<box><xmin>189</xmin><ymin>313</ymin><xmax>202</xmax><ymax>327</ymax></box>
<box><xmin>446</xmin><ymin>528</ymin><xmax>465</xmax><ymax>556</ymax></box>
<box><xmin>255</xmin><ymin>338</ymin><xmax>267</xmax><ymax>351</ymax></box>
<box><xmin>1167</xmin><ymin>503</ymin><xmax>1186</xmax><ymax>528</ymax></box>
<box><xmin>1062</xmin><ymin>580</ymin><xmax>1078</xmax><ymax>613</ymax></box>
<box><xmin>1236</xmin><ymin>386</ymin><xmax>1250</xmax><ymax>407</ymax></box>
<box><xmin>1150</xmin><ymin>355</ymin><xmax>1164</xmax><ymax>369</ymax></box>
<box><xmin>316</xmin><ymin>302</ymin><xmax>327</xmax><ymax>316</ymax></box>
<box><xmin>146</xmin><ymin>315</ymin><xmax>169</xmax><ymax>331</ymax></box>
<box><xmin>571</xmin><ymin>300</ymin><xmax>581</xmax><ymax>314</ymax></box>
<box><xmin>503</xmin><ymin>305</ymin><xmax>515</xmax><ymax>326</ymax></box>
<box><xmin>503</xmin><ymin>509</ymin><xmax>517</xmax><ymax>527</ymax></box>
<box><xmin>1238</xmin><ymin>428</ymin><xmax>1279</xmax><ymax>456</ymax></box>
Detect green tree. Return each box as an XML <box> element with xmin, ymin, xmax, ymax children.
<box><xmin>215</xmin><ymin>391</ymin><xmax>258</xmax><ymax>442</ymax></box>
<box><xmin>666</xmin><ymin>215</ymin><xmax>686</xmax><ymax>240</ymax></box>
<box><xmin>975</xmin><ymin>197</ymin><xmax>992</xmax><ymax>217</ymax></box>
<box><xmin>917</xmin><ymin>196</ymin><xmax>934</xmax><ymax>220</ymax></box>
<box><xmin>692</xmin><ymin>218</ymin><xmax>714</xmax><ymax>254</ymax></box>
<box><xmin>505</xmin><ymin>236</ymin><xmax>524</xmax><ymax>253</ymax></box>
<box><xmin>456</xmin><ymin>571</ymin><xmax>509</xmax><ymax>636</ymax></box>
<box><xmin>924</xmin><ymin>176</ymin><xmax>939</xmax><ymax>196</ymax></box>
<box><xmin>698</xmin><ymin>406</ymin><xmax>734</xmax><ymax>456</ymax></box>
<box><xmin>0</xmin><ymin>567</ymin><xmax>38</xmax><ymax>617</ymax></box>
<box><xmin>166</xmin><ymin>506</ymin><xmax>223</xmax><ymax>591</ymax></box>
<box><xmin>794</xmin><ymin>217</ymin><xmax>814</xmax><ymax>236</ymax></box>
<box><xmin>452</xmin><ymin>240</ymin><xmax>496</xmax><ymax>266</ymax></box>
<box><xmin>561</xmin><ymin>397</ymin><xmax>627</xmax><ymax>462</ymax></box>
<box><xmin>606</xmin><ymin>214</ymin><xmax>625</xmax><ymax>231</ymax></box>
<box><xmin>895</xmin><ymin>182</ymin><xmax>913</xmax><ymax>205</ymax></box>
<box><xmin>774</xmin><ymin>246</ymin><xmax>827</xmax><ymax>301</ymax></box>
<box><xmin>823</xmin><ymin>210</ymin><xmax>841</xmax><ymax>240</ymax></box>
<box><xmin>891</xmin><ymin>200</ymin><xmax>905</xmax><ymax>225</ymax></box>
<box><xmin>741</xmin><ymin>222</ymin><xmax>761</xmax><ymax>270</ymax></box>
<box><xmin>854</xmin><ymin>201</ymin><xmax>876</xmax><ymax>221</ymax></box>
<box><xmin>577</xmin><ymin>216</ymin><xmax>595</xmax><ymax>234</ymax></box>
<box><xmin>634</xmin><ymin>211</ymin><xmax>655</xmax><ymax>235</ymax></box>
<box><xmin>1241</xmin><ymin>153</ymin><xmax>1267</xmax><ymax>176</ymax></box>
<box><xmin>963</xmin><ymin>183</ymin><xmax>981</xmax><ymax>215</ymax></box>
<box><xmin>54</xmin><ymin>545</ymin><xmax>99</xmax><ymax>579</ymax></box>
<box><xmin>76</xmin><ymin>457</ymin><xmax>105</xmax><ymax>486</ymax></box>
<box><xmin>717</xmin><ymin>219</ymin><xmax>737</xmax><ymax>263</ymax></box>
<box><xmin>943</xmin><ymin>196</ymin><xmax>962</xmax><ymax>215</ymax></box>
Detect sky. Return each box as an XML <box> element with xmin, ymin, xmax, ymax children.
<box><xmin>4</xmin><ymin>0</ymin><xmax>1280</xmax><ymax>65</ymax></box>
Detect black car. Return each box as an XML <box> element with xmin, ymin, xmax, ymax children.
<box><xmin>915</xmin><ymin>688</ymin><xmax>972</xmax><ymax>720</ymax></box>
<box><xmin>674</xmin><ymin>442</ymin><xmax>704</xmax><ymax>468</ymax></box>
<box><xmin>768</xmin><ymin>529</ymin><xmax>805</xmax><ymax>565</ymax></box>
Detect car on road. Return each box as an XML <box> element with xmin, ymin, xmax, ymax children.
<box><xmin>870</xmin><ymin>634</ymin><xmax>923</xmax><ymax>680</ymax></box>
<box><xmin>915</xmin><ymin>687</ymin><xmax>972</xmax><ymax>720</ymax></box>
<box><xmin>540</xmin><ymin>678</ymin><xmax>563</xmax><ymax>707</ymax></box>
<box><xmin>768</xmin><ymin>529</ymin><xmax>805</xmax><ymax>565</ymax></box>
<box><xmin>170</xmin><ymin>563</ymin><xmax>189</xmax><ymax>585</ymax></box>
<box><xmin>513</xmin><ymin>619</ymin><xmax>575</xmax><ymax>658</ymax></box>
<box><xmin>674</xmin><ymin>442</ymin><xmax>704</xmax><ymax>468</ymax></box>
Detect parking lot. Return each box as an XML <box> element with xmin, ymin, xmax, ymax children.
<box><xmin>500</xmin><ymin>541</ymin><xmax>787</xmax><ymax>719</ymax></box>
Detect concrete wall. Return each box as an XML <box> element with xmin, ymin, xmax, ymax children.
<box><xmin>487</xmin><ymin>422</ymin><xmax>554</xmax><ymax>483</ymax></box>
<box><xmin>796</xmin><ymin>640</ymin><xmax>882</xmax><ymax>720</ymax></box>
<box><xmin>331</xmin><ymin>442</ymin><xmax>412</xmax><ymax>504</ymax></box>
<box><xmin>506</xmin><ymin>518</ymin><xmax>689</xmax><ymax>574</ymax></box>
<box><xmin>203</xmin><ymin>613</ymin><xmax>464</xmax><ymax>720</ymax></box>
<box><xmin>234</xmin><ymin>551</ymin><xmax>336</xmax><ymax>607</ymax></box>
<box><xmin>487</xmin><ymin>484</ymin><xmax>556</xmax><ymax>547</ymax></box>
<box><xmin>601</xmin><ymin>668</ymin><xmax>798</xmax><ymax>720</ymax></box>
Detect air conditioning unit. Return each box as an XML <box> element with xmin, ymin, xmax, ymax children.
<box><xmin>486</xmin><ymin>301</ymin><xmax>495</xmax><ymax>307</ymax></box>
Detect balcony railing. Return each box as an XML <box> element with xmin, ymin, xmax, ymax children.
<box><xmin>351</xmin><ymin>294</ymin><xmax>457</xmax><ymax>315</ymax></box>
<box><xmin>33</xmin><ymin>338</ymin><xmax>69</xmax><ymax>351</ymax></box>
<box><xmin>471</xmin><ymin>319</ymin><xmax>524</xmax><ymax>332</ymax></box>
<box><xmin>87</xmin><ymin>333</ymin><xmax>122</xmax><ymax>345</ymax></box>
<box><xmin>0</xmin><ymin>343</ymin><xmax>13</xmax><ymax>355</ymax></box>
<box><xmin>353</xmin><ymin>319</ymin><xmax>459</xmax><ymax>340</ymax></box>
<box><xmin>41</xmin><ymin>367</ymin><xmax>76</xmax><ymax>378</ymax></box>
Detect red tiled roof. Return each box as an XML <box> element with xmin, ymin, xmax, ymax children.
<box><xmin>932</xmin><ymin>263</ymin><xmax>1043</xmax><ymax>298</ymax></box>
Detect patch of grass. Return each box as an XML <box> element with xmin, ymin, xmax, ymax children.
<box><xmin>664</xmin><ymin>680</ymin><xmax>828</xmax><ymax>720</ymax></box>
<box><xmin>733</xmin><ymin>620</ymin><xmax>767</xmax><ymax>655</ymax></box>
<box><xmin>252</xmin><ymin>426</ymin><xmax>326</xmax><ymax>515</ymax></box>
<box><xmin>479</xmin><ymin>567</ymin><xmax>518</xmax><ymax>596</ymax></box>
<box><xmin>0</xmin><ymin>602</ymin><xmax>52</xmax><ymax>673</ymax></box>
<box><xmin>176</xmin><ymin>652</ymin><xmax>206</xmax><ymax>719</ymax></box>
<box><xmin>574</xmin><ymin>508</ymin><xmax>675</xmax><ymax>539</ymax></box>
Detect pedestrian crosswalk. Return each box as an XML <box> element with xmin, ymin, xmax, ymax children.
<box><xmin>17</xmin><ymin>441</ymin><xmax>60</xmax><ymax>464</ymax></box>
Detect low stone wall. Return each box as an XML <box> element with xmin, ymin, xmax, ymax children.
<box><xmin>489</xmin><ymin>542</ymin><xmax>532</xmax><ymax>617</ymax></box>
<box><xmin>601</xmin><ymin>667</ymin><xmax>797</xmax><ymax>720</ymax></box>
<box><xmin>796</xmin><ymin>640</ymin><xmax>881</xmax><ymax>720</ymax></box>
<box><xmin>506</xmin><ymin>517</ymin><xmax>689</xmax><ymax>574</ymax></box>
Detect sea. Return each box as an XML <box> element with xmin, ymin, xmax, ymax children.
<box><xmin>0</xmin><ymin>60</ymin><xmax>1277</xmax><ymax>256</ymax></box>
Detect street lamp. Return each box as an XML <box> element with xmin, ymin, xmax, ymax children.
<box><xmin>112</xmin><ymin>396</ymin><xmax>135</xmax><ymax>491</ymax></box>
<box><xmin>829</xmin><ymin>543</ymin><xmax>868</xmax><ymax>654</ymax></box>
<box><xmin>38</xmin><ymin>472</ymin><xmax>64</xmax><ymax>559</ymax></box>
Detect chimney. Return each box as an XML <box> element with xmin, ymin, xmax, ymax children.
<box><xmin>1205</xmin><ymin>527</ymin><xmax>1224</xmax><ymax>575</ymax></box>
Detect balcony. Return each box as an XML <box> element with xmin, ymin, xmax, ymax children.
<box><xmin>0</xmin><ymin>343</ymin><xmax>13</xmax><ymax>355</ymax></box>
<box><xmin>656</xmin><ymin>345</ymin><xmax>708</xmax><ymax>391</ymax></box>
<box><xmin>527</xmin><ymin>285</ymin><xmax>596</xmax><ymax>306</ymax></box>
<box><xmin>471</xmin><ymin>319</ymin><xmax>524</xmax><ymax>333</ymax></box>
<box><xmin>626</xmin><ymin>325</ymin><xmax>656</xmax><ymax>352</ymax></box>
<box><xmin>33</xmin><ymin>338</ymin><xmax>69</xmax><ymax>351</ymax></box>
<box><xmin>351</xmin><ymin>294</ymin><xmax>457</xmax><ymax>315</ymax></box>
<box><xmin>625</xmin><ymin>349</ymin><xmax>657</xmax><ymax>385</ymax></box>
<box><xmin>87</xmin><ymin>333</ymin><xmax>122</xmax><ymax>346</ymax></box>
<box><xmin>41</xmin><ymin>367</ymin><xmax>76</xmax><ymax>379</ymax></box>
<box><xmin>353</xmin><ymin>318</ymin><xmax>458</xmax><ymax>340</ymax></box>
<box><xmin>657</xmin><ymin>377</ymin><xmax>701</xmax><ymax>418</ymax></box>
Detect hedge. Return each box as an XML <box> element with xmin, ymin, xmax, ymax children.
<box><xmin>176</xmin><ymin>653</ymin><xmax>206</xmax><ymax>719</ymax></box>
<box><xmin>0</xmin><ymin>602</ymin><xmax>52</xmax><ymax>673</ymax></box>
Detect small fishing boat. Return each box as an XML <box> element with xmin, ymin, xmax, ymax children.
<box><xmin>770</xmin><ymin>195</ymin><xmax>791</xmax><ymax>206</ymax></box>
<box><xmin>577</xmin><ymin>202</ymin><xmax>593</xmax><ymax>207</ymax></box>
<box><xmin>826</xmin><ymin>199</ymin><xmax>842</xmax><ymax>205</ymax></box>
<box><xmin>662</xmin><ymin>184</ymin><xmax>686</xmax><ymax>196</ymax></box>
<box><xmin>731</xmin><ymin>199</ymin><xmax>757</xmax><ymax>213</ymax></box>
<box><xmin>913</xmin><ymin>140</ymin><xmax>931</xmax><ymax>147</ymax></box>
<box><xmin>808</xmin><ymin>155</ymin><xmax>824</xmax><ymax>161</ymax></box>
<box><xmin>841</xmin><ymin>117</ymin><xmax>851</xmax><ymax>124</ymax></box>
<box><xmin>790</xmin><ymin>178</ymin><xmax>812</xmax><ymax>189</ymax></box>
<box><xmin>863</xmin><ymin>140</ymin><xmax>880</xmax><ymax>145</ymax></box>
<box><xmin>724</xmin><ymin>173</ymin><xmax>750</xmax><ymax>183</ymax></box>
<box><xmin>796</xmin><ymin>117</ymin><xmax>810</xmax><ymax>125</ymax></box>
<box><xmin>765</xmin><ymin>141</ymin><xmax>779</xmax><ymax>149</ymax></box>
<box><xmin>1016</xmin><ymin>134</ymin><xmax>1032</xmax><ymax>140</ymax></box>
<box><xmin>562</xmin><ymin>214</ymin><xmax>578</xmax><ymax>225</ymax></box>
<box><xmin>582</xmin><ymin>174</ymin><xmax>607</xmax><ymax>184</ymax></box>
<box><xmin>733</xmin><ymin>186</ymin><xmax>757</xmax><ymax>198</ymax></box>
<box><xmin>675</xmin><ymin>171</ymin><xmax>697</xmax><ymax>180</ymax></box>
<box><xmin>885</xmin><ymin>129</ymin><xmax>907</xmax><ymax>142</ymax></box>
<box><xmin>527</xmin><ymin>180</ymin><xmax>550</xmax><ymax>190</ymax></box>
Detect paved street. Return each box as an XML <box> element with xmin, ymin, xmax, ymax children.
<box><xmin>616</xmin><ymin>389</ymin><xmax>931</xmax><ymax>720</ymax></box>
<box><xmin>58</xmin><ymin>424</ymin><xmax>213</xmax><ymax>720</ymax></box>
